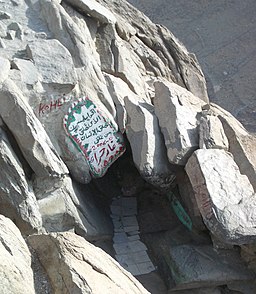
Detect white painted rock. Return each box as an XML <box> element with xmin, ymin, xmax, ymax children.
<box><xmin>125</xmin><ymin>95</ymin><xmax>175</xmax><ymax>189</ymax></box>
<box><xmin>154</xmin><ymin>80</ymin><xmax>205</xmax><ymax>165</ymax></box>
<box><xmin>0</xmin><ymin>215</ymin><xmax>35</xmax><ymax>294</ymax></box>
<box><xmin>28</xmin><ymin>232</ymin><xmax>149</xmax><ymax>294</ymax></box>
<box><xmin>211</xmin><ymin>103</ymin><xmax>256</xmax><ymax>191</ymax></box>
<box><xmin>199</xmin><ymin>112</ymin><xmax>229</xmax><ymax>150</ymax></box>
<box><xmin>186</xmin><ymin>149</ymin><xmax>256</xmax><ymax>245</ymax></box>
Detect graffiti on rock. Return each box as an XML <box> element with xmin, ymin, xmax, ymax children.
<box><xmin>38</xmin><ymin>95</ymin><xmax>73</xmax><ymax>116</ymax></box>
<box><xmin>63</xmin><ymin>97</ymin><xmax>125</xmax><ymax>177</ymax></box>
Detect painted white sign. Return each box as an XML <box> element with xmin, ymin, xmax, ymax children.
<box><xmin>63</xmin><ymin>97</ymin><xmax>125</xmax><ymax>177</ymax></box>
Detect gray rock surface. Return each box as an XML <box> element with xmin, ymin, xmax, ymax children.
<box><xmin>26</xmin><ymin>39</ymin><xmax>77</xmax><ymax>85</ymax></box>
<box><xmin>34</xmin><ymin>176</ymin><xmax>112</xmax><ymax>241</ymax></box>
<box><xmin>0</xmin><ymin>215</ymin><xmax>35</xmax><ymax>294</ymax></box>
<box><xmin>0</xmin><ymin>128</ymin><xmax>42</xmax><ymax>235</ymax></box>
<box><xmin>186</xmin><ymin>149</ymin><xmax>256</xmax><ymax>245</ymax></box>
<box><xmin>28</xmin><ymin>232</ymin><xmax>150</xmax><ymax>294</ymax></box>
<box><xmin>211</xmin><ymin>103</ymin><xmax>256</xmax><ymax>191</ymax></box>
<box><xmin>125</xmin><ymin>95</ymin><xmax>175</xmax><ymax>188</ymax></box>
<box><xmin>0</xmin><ymin>79</ymin><xmax>68</xmax><ymax>178</ymax></box>
<box><xmin>199</xmin><ymin>111</ymin><xmax>229</xmax><ymax>150</ymax></box>
<box><xmin>154</xmin><ymin>80</ymin><xmax>205</xmax><ymax>165</ymax></box>
<box><xmin>168</xmin><ymin>244</ymin><xmax>254</xmax><ymax>290</ymax></box>
<box><xmin>0</xmin><ymin>56</ymin><xmax>10</xmax><ymax>83</ymax></box>
<box><xmin>0</xmin><ymin>0</ymin><xmax>256</xmax><ymax>293</ymax></box>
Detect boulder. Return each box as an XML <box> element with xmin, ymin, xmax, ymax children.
<box><xmin>199</xmin><ymin>111</ymin><xmax>229</xmax><ymax>150</ymax></box>
<box><xmin>167</xmin><ymin>244</ymin><xmax>254</xmax><ymax>290</ymax></box>
<box><xmin>211</xmin><ymin>103</ymin><xmax>256</xmax><ymax>191</ymax></box>
<box><xmin>11</xmin><ymin>58</ymin><xmax>39</xmax><ymax>85</ymax></box>
<box><xmin>157</xmin><ymin>25</ymin><xmax>209</xmax><ymax>103</ymax></box>
<box><xmin>154</xmin><ymin>80</ymin><xmax>205</xmax><ymax>165</ymax></box>
<box><xmin>0</xmin><ymin>128</ymin><xmax>42</xmax><ymax>235</ymax></box>
<box><xmin>125</xmin><ymin>95</ymin><xmax>175</xmax><ymax>189</ymax></box>
<box><xmin>34</xmin><ymin>175</ymin><xmax>112</xmax><ymax>241</ymax></box>
<box><xmin>0</xmin><ymin>215</ymin><xmax>35</xmax><ymax>294</ymax></box>
<box><xmin>0</xmin><ymin>57</ymin><xmax>10</xmax><ymax>83</ymax></box>
<box><xmin>26</xmin><ymin>38</ymin><xmax>77</xmax><ymax>85</ymax></box>
<box><xmin>96</xmin><ymin>0</ymin><xmax>209</xmax><ymax>102</ymax></box>
<box><xmin>0</xmin><ymin>79</ymin><xmax>69</xmax><ymax>177</ymax></box>
<box><xmin>185</xmin><ymin>149</ymin><xmax>256</xmax><ymax>245</ymax></box>
<box><xmin>104</xmin><ymin>73</ymin><xmax>129</xmax><ymax>132</ymax></box>
<box><xmin>176</xmin><ymin>170</ymin><xmax>206</xmax><ymax>231</ymax></box>
<box><xmin>28</xmin><ymin>232</ymin><xmax>149</xmax><ymax>294</ymax></box>
<box><xmin>64</xmin><ymin>0</ymin><xmax>117</xmax><ymax>24</ymax></box>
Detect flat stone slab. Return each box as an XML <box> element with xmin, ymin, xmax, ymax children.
<box><xmin>116</xmin><ymin>252</ymin><xmax>155</xmax><ymax>276</ymax></box>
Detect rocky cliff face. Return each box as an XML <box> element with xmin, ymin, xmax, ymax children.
<box><xmin>0</xmin><ymin>0</ymin><xmax>256</xmax><ymax>293</ymax></box>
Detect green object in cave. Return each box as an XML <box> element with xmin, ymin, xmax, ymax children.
<box><xmin>167</xmin><ymin>192</ymin><xmax>193</xmax><ymax>231</ymax></box>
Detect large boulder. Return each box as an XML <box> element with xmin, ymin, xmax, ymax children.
<box><xmin>34</xmin><ymin>175</ymin><xmax>112</xmax><ymax>241</ymax></box>
<box><xmin>154</xmin><ymin>80</ymin><xmax>205</xmax><ymax>165</ymax></box>
<box><xmin>26</xmin><ymin>38</ymin><xmax>77</xmax><ymax>86</ymax></box>
<box><xmin>0</xmin><ymin>79</ymin><xmax>68</xmax><ymax>178</ymax></box>
<box><xmin>199</xmin><ymin>109</ymin><xmax>229</xmax><ymax>150</ymax></box>
<box><xmin>185</xmin><ymin>149</ymin><xmax>256</xmax><ymax>245</ymax></box>
<box><xmin>167</xmin><ymin>244</ymin><xmax>254</xmax><ymax>290</ymax></box>
<box><xmin>125</xmin><ymin>95</ymin><xmax>175</xmax><ymax>188</ymax></box>
<box><xmin>211</xmin><ymin>103</ymin><xmax>256</xmax><ymax>191</ymax></box>
<box><xmin>0</xmin><ymin>215</ymin><xmax>35</xmax><ymax>294</ymax></box>
<box><xmin>0</xmin><ymin>127</ymin><xmax>42</xmax><ymax>235</ymax></box>
<box><xmin>28</xmin><ymin>232</ymin><xmax>149</xmax><ymax>294</ymax></box>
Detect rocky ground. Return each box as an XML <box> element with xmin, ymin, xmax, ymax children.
<box><xmin>0</xmin><ymin>0</ymin><xmax>256</xmax><ymax>293</ymax></box>
<box><xmin>128</xmin><ymin>0</ymin><xmax>256</xmax><ymax>134</ymax></box>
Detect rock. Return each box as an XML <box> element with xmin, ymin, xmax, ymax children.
<box><xmin>0</xmin><ymin>215</ymin><xmax>35</xmax><ymax>294</ymax></box>
<box><xmin>0</xmin><ymin>57</ymin><xmax>10</xmax><ymax>83</ymax></box>
<box><xmin>176</xmin><ymin>170</ymin><xmax>206</xmax><ymax>231</ymax></box>
<box><xmin>211</xmin><ymin>103</ymin><xmax>256</xmax><ymax>191</ymax></box>
<box><xmin>6</xmin><ymin>30</ymin><xmax>16</xmax><ymax>40</ymax></box>
<box><xmin>0</xmin><ymin>37</ymin><xmax>6</xmax><ymax>48</ymax></box>
<box><xmin>0</xmin><ymin>22</ymin><xmax>7</xmax><ymax>38</ymax></box>
<box><xmin>227</xmin><ymin>281</ymin><xmax>256</xmax><ymax>294</ymax></box>
<box><xmin>0</xmin><ymin>128</ymin><xmax>42</xmax><ymax>235</ymax></box>
<box><xmin>97</xmin><ymin>0</ymin><xmax>209</xmax><ymax>101</ymax></box>
<box><xmin>64</xmin><ymin>0</ymin><xmax>117</xmax><ymax>24</ymax></box>
<box><xmin>185</xmin><ymin>149</ymin><xmax>256</xmax><ymax>245</ymax></box>
<box><xmin>199</xmin><ymin>112</ymin><xmax>229</xmax><ymax>150</ymax></box>
<box><xmin>28</xmin><ymin>232</ymin><xmax>150</xmax><ymax>294</ymax></box>
<box><xmin>26</xmin><ymin>39</ymin><xmax>77</xmax><ymax>85</ymax></box>
<box><xmin>157</xmin><ymin>25</ymin><xmax>209</xmax><ymax>103</ymax></box>
<box><xmin>167</xmin><ymin>244</ymin><xmax>254</xmax><ymax>290</ymax></box>
<box><xmin>0</xmin><ymin>79</ymin><xmax>69</xmax><ymax>177</ymax></box>
<box><xmin>170</xmin><ymin>287</ymin><xmax>222</xmax><ymax>294</ymax></box>
<box><xmin>154</xmin><ymin>80</ymin><xmax>205</xmax><ymax>165</ymax></box>
<box><xmin>34</xmin><ymin>175</ymin><xmax>112</xmax><ymax>241</ymax></box>
<box><xmin>11</xmin><ymin>58</ymin><xmax>39</xmax><ymax>85</ymax></box>
<box><xmin>96</xmin><ymin>23</ymin><xmax>149</xmax><ymax>100</ymax></box>
<box><xmin>0</xmin><ymin>11</ymin><xmax>11</xmax><ymax>19</ymax></box>
<box><xmin>104</xmin><ymin>73</ymin><xmax>129</xmax><ymax>132</ymax></box>
<box><xmin>125</xmin><ymin>95</ymin><xmax>175</xmax><ymax>189</ymax></box>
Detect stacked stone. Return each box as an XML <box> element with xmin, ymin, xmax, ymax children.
<box><xmin>111</xmin><ymin>196</ymin><xmax>155</xmax><ymax>276</ymax></box>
